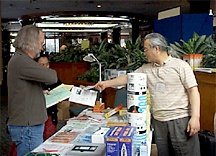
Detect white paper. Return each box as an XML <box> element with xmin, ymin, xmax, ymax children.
<box><xmin>194</xmin><ymin>68</ymin><xmax>216</xmax><ymax>73</ymax></box>
<box><xmin>45</xmin><ymin>84</ymin><xmax>73</xmax><ymax>108</ymax></box>
<box><xmin>83</xmin><ymin>85</ymin><xmax>95</xmax><ymax>90</ymax></box>
<box><xmin>69</xmin><ymin>86</ymin><xmax>98</xmax><ymax>107</ymax></box>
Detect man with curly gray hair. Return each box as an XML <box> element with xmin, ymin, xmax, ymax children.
<box><xmin>7</xmin><ymin>25</ymin><xmax>57</xmax><ymax>156</ymax></box>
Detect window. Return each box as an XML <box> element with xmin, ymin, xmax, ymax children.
<box><xmin>45</xmin><ymin>38</ymin><xmax>59</xmax><ymax>53</ymax></box>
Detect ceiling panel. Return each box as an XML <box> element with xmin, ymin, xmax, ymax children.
<box><xmin>1</xmin><ymin>0</ymin><xmax>190</xmax><ymax>21</ymax></box>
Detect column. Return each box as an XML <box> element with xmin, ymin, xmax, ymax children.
<box><xmin>101</xmin><ymin>31</ymin><xmax>108</xmax><ymax>42</ymax></box>
<box><xmin>131</xmin><ymin>19</ymin><xmax>139</xmax><ymax>44</ymax></box>
<box><xmin>112</xmin><ymin>27</ymin><xmax>121</xmax><ymax>45</ymax></box>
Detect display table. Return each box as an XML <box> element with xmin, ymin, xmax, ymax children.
<box><xmin>29</xmin><ymin>107</ymin><xmax>153</xmax><ymax>156</ymax></box>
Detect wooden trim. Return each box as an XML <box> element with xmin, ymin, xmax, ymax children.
<box><xmin>195</xmin><ymin>71</ymin><xmax>216</xmax><ymax>132</ymax></box>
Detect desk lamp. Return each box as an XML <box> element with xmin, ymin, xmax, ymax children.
<box><xmin>83</xmin><ymin>53</ymin><xmax>102</xmax><ymax>102</ymax></box>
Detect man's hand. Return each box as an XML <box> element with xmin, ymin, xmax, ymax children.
<box><xmin>187</xmin><ymin>116</ymin><xmax>200</xmax><ymax>136</ymax></box>
<box><xmin>43</xmin><ymin>90</ymin><xmax>50</xmax><ymax>95</ymax></box>
<box><xmin>94</xmin><ymin>75</ymin><xmax>127</xmax><ymax>91</ymax></box>
<box><xmin>94</xmin><ymin>81</ymin><xmax>109</xmax><ymax>91</ymax></box>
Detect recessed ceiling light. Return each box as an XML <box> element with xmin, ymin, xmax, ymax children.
<box><xmin>42</xmin><ymin>29</ymin><xmax>105</xmax><ymax>33</ymax></box>
<box><xmin>36</xmin><ymin>23</ymin><xmax>118</xmax><ymax>28</ymax></box>
<box><xmin>41</xmin><ymin>16</ymin><xmax>129</xmax><ymax>21</ymax></box>
<box><xmin>97</xmin><ymin>4</ymin><xmax>101</xmax><ymax>8</ymax></box>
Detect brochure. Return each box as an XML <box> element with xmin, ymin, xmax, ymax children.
<box><xmin>45</xmin><ymin>84</ymin><xmax>73</xmax><ymax>108</ymax></box>
<box><xmin>69</xmin><ymin>86</ymin><xmax>98</xmax><ymax>107</ymax></box>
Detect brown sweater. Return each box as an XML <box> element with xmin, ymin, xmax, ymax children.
<box><xmin>7</xmin><ymin>51</ymin><xmax>57</xmax><ymax>126</ymax></box>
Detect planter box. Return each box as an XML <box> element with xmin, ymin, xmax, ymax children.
<box><xmin>50</xmin><ymin>62</ymin><xmax>90</xmax><ymax>85</ymax></box>
<box><xmin>183</xmin><ymin>54</ymin><xmax>203</xmax><ymax>69</ymax></box>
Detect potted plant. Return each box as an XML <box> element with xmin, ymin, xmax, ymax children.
<box><xmin>79</xmin><ymin>36</ymin><xmax>148</xmax><ymax>82</ymax></box>
<box><xmin>201</xmin><ymin>36</ymin><xmax>216</xmax><ymax>68</ymax></box>
<box><xmin>77</xmin><ymin>36</ymin><xmax>147</xmax><ymax>108</ymax></box>
<box><xmin>170</xmin><ymin>32</ymin><xmax>213</xmax><ymax>68</ymax></box>
<box><xmin>49</xmin><ymin>45</ymin><xmax>91</xmax><ymax>84</ymax></box>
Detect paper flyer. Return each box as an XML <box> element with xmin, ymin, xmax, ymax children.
<box><xmin>31</xmin><ymin>142</ymin><xmax>72</xmax><ymax>155</ymax></box>
<box><xmin>45</xmin><ymin>84</ymin><xmax>73</xmax><ymax>108</ymax></box>
<box><xmin>69</xmin><ymin>86</ymin><xmax>98</xmax><ymax>107</ymax></box>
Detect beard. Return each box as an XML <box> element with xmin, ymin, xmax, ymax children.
<box><xmin>35</xmin><ymin>50</ymin><xmax>42</xmax><ymax>58</ymax></box>
<box><xmin>36</xmin><ymin>52</ymin><xmax>41</xmax><ymax>58</ymax></box>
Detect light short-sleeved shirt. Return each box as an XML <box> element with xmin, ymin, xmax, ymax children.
<box><xmin>135</xmin><ymin>56</ymin><xmax>198</xmax><ymax>121</ymax></box>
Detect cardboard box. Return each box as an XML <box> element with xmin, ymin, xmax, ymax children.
<box><xmin>57</xmin><ymin>100</ymin><xmax>70</xmax><ymax>121</ymax></box>
<box><xmin>105</xmin><ymin>126</ymin><xmax>136</xmax><ymax>156</ymax></box>
<box><xmin>105</xmin><ymin>126</ymin><xmax>124</xmax><ymax>156</ymax></box>
<box><xmin>119</xmin><ymin>126</ymin><xmax>136</xmax><ymax>156</ymax></box>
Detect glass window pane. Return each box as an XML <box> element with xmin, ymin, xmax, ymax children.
<box><xmin>45</xmin><ymin>39</ymin><xmax>59</xmax><ymax>53</ymax></box>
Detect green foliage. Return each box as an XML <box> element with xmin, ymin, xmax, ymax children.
<box><xmin>100</xmin><ymin>36</ymin><xmax>147</xmax><ymax>71</ymax></box>
<box><xmin>77</xmin><ymin>66</ymin><xmax>99</xmax><ymax>82</ymax></box>
<box><xmin>50</xmin><ymin>46</ymin><xmax>88</xmax><ymax>62</ymax></box>
<box><xmin>50</xmin><ymin>37</ymin><xmax>147</xmax><ymax>83</ymax></box>
<box><xmin>79</xmin><ymin>36</ymin><xmax>148</xmax><ymax>82</ymax></box>
<box><xmin>170</xmin><ymin>32</ymin><xmax>216</xmax><ymax>68</ymax></box>
<box><xmin>170</xmin><ymin>33</ymin><xmax>210</xmax><ymax>56</ymax></box>
<box><xmin>202</xmin><ymin>37</ymin><xmax>216</xmax><ymax>68</ymax></box>
<box><xmin>123</xmin><ymin>36</ymin><xmax>147</xmax><ymax>71</ymax></box>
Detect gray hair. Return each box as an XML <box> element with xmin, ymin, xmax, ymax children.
<box><xmin>144</xmin><ymin>33</ymin><xmax>178</xmax><ymax>57</ymax></box>
<box><xmin>13</xmin><ymin>25</ymin><xmax>42</xmax><ymax>54</ymax></box>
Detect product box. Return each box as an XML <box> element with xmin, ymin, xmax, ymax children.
<box><xmin>119</xmin><ymin>126</ymin><xmax>136</xmax><ymax>156</ymax></box>
<box><xmin>65</xmin><ymin>143</ymin><xmax>105</xmax><ymax>156</ymax></box>
<box><xmin>105</xmin><ymin>126</ymin><xmax>124</xmax><ymax>156</ymax></box>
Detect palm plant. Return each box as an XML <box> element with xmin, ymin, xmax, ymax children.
<box><xmin>123</xmin><ymin>36</ymin><xmax>147</xmax><ymax>71</ymax></box>
<box><xmin>170</xmin><ymin>32</ymin><xmax>216</xmax><ymax>68</ymax></box>
<box><xmin>50</xmin><ymin>45</ymin><xmax>89</xmax><ymax>62</ymax></box>
<box><xmin>78</xmin><ymin>36</ymin><xmax>148</xmax><ymax>82</ymax></box>
<box><xmin>170</xmin><ymin>32</ymin><xmax>210</xmax><ymax>57</ymax></box>
<box><xmin>202</xmin><ymin>36</ymin><xmax>216</xmax><ymax>68</ymax></box>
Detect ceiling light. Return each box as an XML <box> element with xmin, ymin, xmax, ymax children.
<box><xmin>97</xmin><ymin>4</ymin><xmax>102</xmax><ymax>8</ymax></box>
<box><xmin>36</xmin><ymin>23</ymin><xmax>118</xmax><ymax>28</ymax></box>
<box><xmin>42</xmin><ymin>29</ymin><xmax>105</xmax><ymax>33</ymax></box>
<box><xmin>41</xmin><ymin>16</ymin><xmax>129</xmax><ymax>21</ymax></box>
<box><xmin>209</xmin><ymin>9</ymin><xmax>213</xmax><ymax>16</ymax></box>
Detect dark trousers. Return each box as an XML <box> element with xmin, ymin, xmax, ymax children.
<box><xmin>152</xmin><ymin>117</ymin><xmax>200</xmax><ymax>156</ymax></box>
